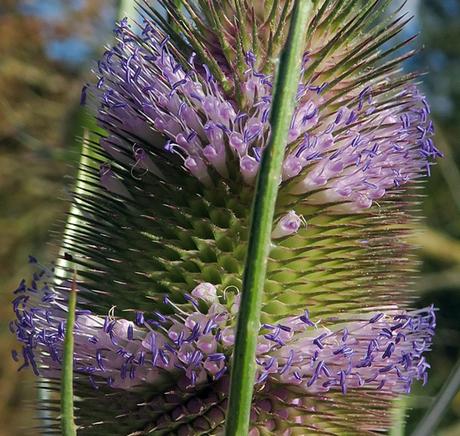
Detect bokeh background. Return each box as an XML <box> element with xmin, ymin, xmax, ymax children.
<box><xmin>0</xmin><ymin>1</ymin><xmax>459</xmax><ymax>435</ymax></box>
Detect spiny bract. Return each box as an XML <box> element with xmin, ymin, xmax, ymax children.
<box><xmin>11</xmin><ymin>1</ymin><xmax>439</xmax><ymax>435</ymax></box>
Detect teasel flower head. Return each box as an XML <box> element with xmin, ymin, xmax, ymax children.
<box><xmin>12</xmin><ymin>261</ymin><xmax>435</xmax><ymax>434</ymax></box>
<box><xmin>12</xmin><ymin>1</ymin><xmax>440</xmax><ymax>434</ymax></box>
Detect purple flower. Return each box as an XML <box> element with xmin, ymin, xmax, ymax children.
<box><xmin>87</xmin><ymin>19</ymin><xmax>439</xmax><ymax>213</ymax></box>
<box><xmin>12</xmin><ymin>264</ymin><xmax>434</xmax><ymax>399</ymax></box>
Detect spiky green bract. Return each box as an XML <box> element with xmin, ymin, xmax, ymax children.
<box><xmin>140</xmin><ymin>0</ymin><xmax>413</xmax><ymax>96</ymax></box>
<box><xmin>226</xmin><ymin>2</ymin><xmax>312</xmax><ymax>434</ymax></box>
<box><xmin>36</xmin><ymin>1</ymin><xmax>436</xmax><ymax>434</ymax></box>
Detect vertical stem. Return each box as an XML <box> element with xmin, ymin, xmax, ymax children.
<box><xmin>225</xmin><ymin>2</ymin><xmax>312</xmax><ymax>435</ymax></box>
<box><xmin>390</xmin><ymin>397</ymin><xmax>408</xmax><ymax>436</ymax></box>
<box><xmin>61</xmin><ymin>275</ymin><xmax>77</xmax><ymax>436</ymax></box>
<box><xmin>411</xmin><ymin>359</ymin><xmax>460</xmax><ymax>436</ymax></box>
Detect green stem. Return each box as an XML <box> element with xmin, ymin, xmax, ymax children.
<box><xmin>390</xmin><ymin>396</ymin><xmax>408</xmax><ymax>436</ymax></box>
<box><xmin>411</xmin><ymin>359</ymin><xmax>460</xmax><ymax>436</ymax></box>
<box><xmin>61</xmin><ymin>276</ymin><xmax>77</xmax><ymax>436</ymax></box>
<box><xmin>225</xmin><ymin>2</ymin><xmax>312</xmax><ymax>435</ymax></box>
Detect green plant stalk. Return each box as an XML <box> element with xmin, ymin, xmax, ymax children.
<box><xmin>390</xmin><ymin>396</ymin><xmax>407</xmax><ymax>436</ymax></box>
<box><xmin>61</xmin><ymin>276</ymin><xmax>77</xmax><ymax>436</ymax></box>
<box><xmin>54</xmin><ymin>129</ymin><xmax>95</xmax><ymax>433</ymax></box>
<box><xmin>412</xmin><ymin>358</ymin><xmax>460</xmax><ymax>436</ymax></box>
<box><xmin>225</xmin><ymin>1</ymin><xmax>312</xmax><ymax>435</ymax></box>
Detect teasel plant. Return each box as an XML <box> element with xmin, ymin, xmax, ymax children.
<box><xmin>10</xmin><ymin>0</ymin><xmax>442</xmax><ymax>434</ymax></box>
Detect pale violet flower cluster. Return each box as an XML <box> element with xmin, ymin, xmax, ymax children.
<box><xmin>12</xmin><ymin>261</ymin><xmax>435</xmax><ymax>398</ymax></box>
<box><xmin>87</xmin><ymin>19</ymin><xmax>439</xmax><ymax>214</ymax></box>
